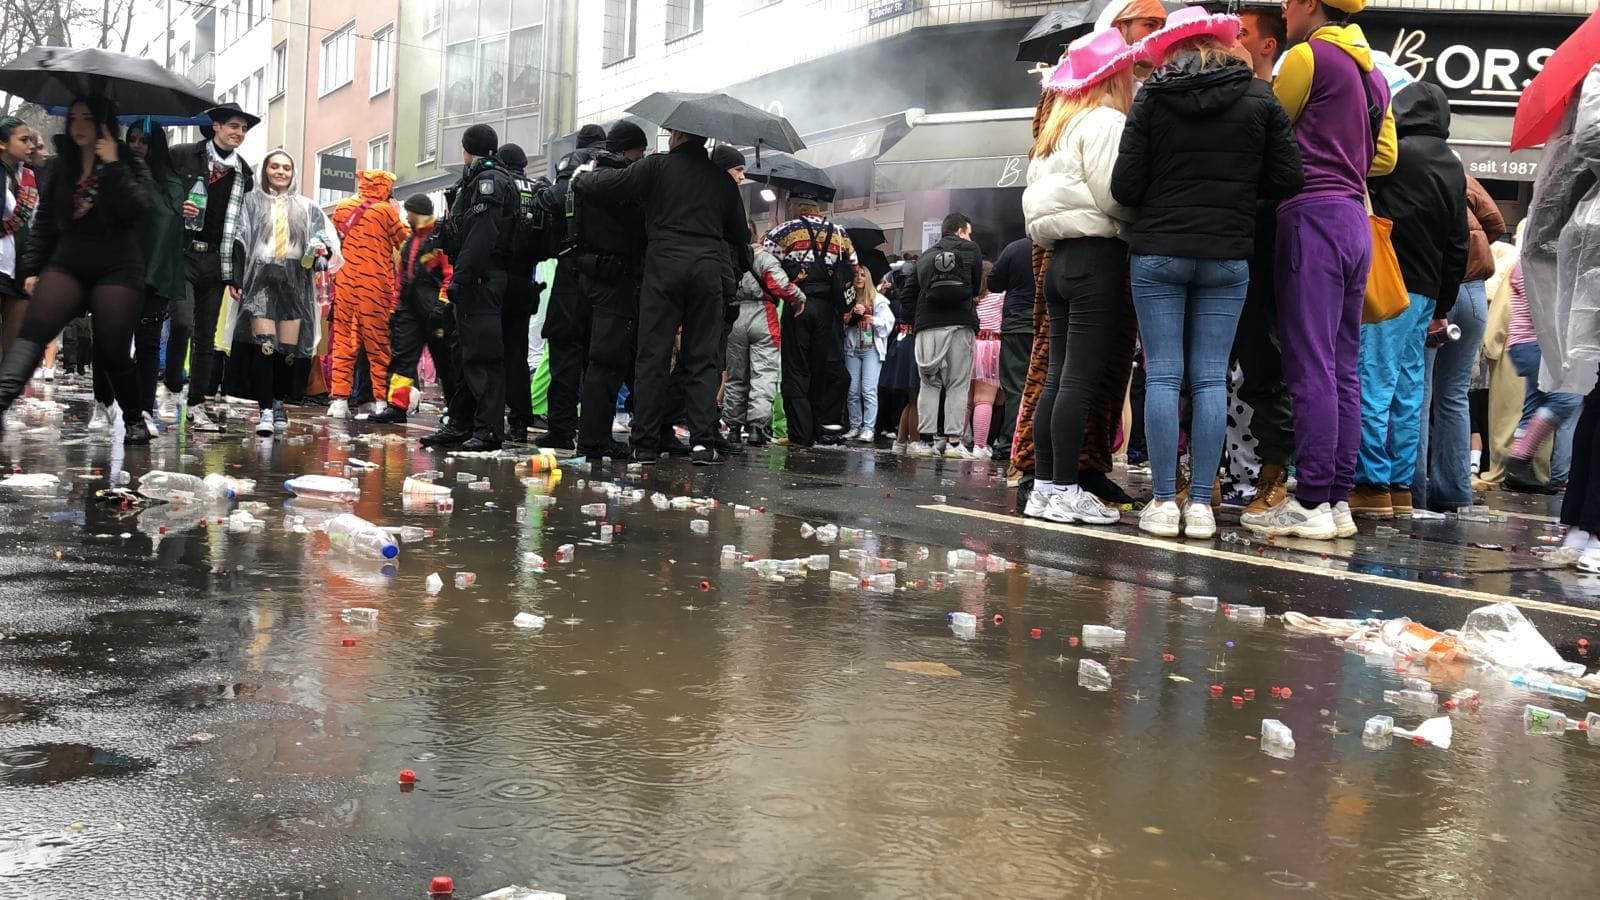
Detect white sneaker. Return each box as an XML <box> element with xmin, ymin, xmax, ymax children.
<box><xmin>1139</xmin><ymin>500</ymin><xmax>1181</xmax><ymax>537</ymax></box>
<box><xmin>908</xmin><ymin>441</ymin><xmax>937</xmax><ymax>457</ymax></box>
<box><xmin>941</xmin><ymin>442</ymin><xmax>974</xmax><ymax>459</ymax></box>
<box><xmin>972</xmin><ymin>446</ymin><xmax>993</xmax><ymax>459</ymax></box>
<box><xmin>1245</xmin><ymin>496</ymin><xmax>1337</xmax><ymax>540</ymax></box>
<box><xmin>842</xmin><ymin>427</ymin><xmax>859</xmax><ymax>441</ymax></box>
<box><xmin>88</xmin><ymin>403</ymin><xmax>111</xmax><ymax>430</ymax></box>
<box><xmin>155</xmin><ymin>386</ymin><xmax>177</xmax><ymax>421</ymax></box>
<box><xmin>255</xmin><ymin>408</ymin><xmax>275</xmax><ymax>436</ymax></box>
<box><xmin>368</xmin><ymin>400</ymin><xmax>387</xmax><ymax>416</ymax></box>
<box><xmin>31</xmin><ymin>367</ymin><xmax>43</xmax><ymax>382</ymax></box>
<box><xmin>1024</xmin><ymin>490</ymin><xmax>1050</xmax><ymax>519</ymax></box>
<box><xmin>891</xmin><ymin>441</ymin><xmax>906</xmax><ymax>454</ymax></box>
<box><xmin>1045</xmin><ymin>486</ymin><xmax>1122</xmax><ymax>525</ymax></box>
<box><xmin>1578</xmin><ymin>547</ymin><xmax>1600</xmax><ymax>574</ymax></box>
<box><xmin>189</xmin><ymin>406</ymin><xmax>222</xmax><ymax>432</ymax></box>
<box><xmin>1332</xmin><ymin>501</ymin><xmax>1358</xmax><ymax>538</ymax></box>
<box><xmin>613</xmin><ymin>412</ymin><xmax>632</xmax><ymax>434</ymax></box>
<box><xmin>327</xmin><ymin>399</ymin><xmax>350</xmax><ymax>420</ymax></box>
<box><xmin>853</xmin><ymin>429</ymin><xmax>874</xmax><ymax>444</ymax></box>
<box><xmin>1183</xmin><ymin>502</ymin><xmax>1217</xmax><ymax>539</ymax></box>
<box><xmin>42</xmin><ymin>366</ymin><xmax>55</xmax><ymax>382</ymax></box>
<box><xmin>407</xmin><ymin>390</ymin><xmax>423</xmax><ymax>415</ymax></box>
<box><xmin>143</xmin><ymin>412</ymin><xmax>161</xmax><ymax>438</ymax></box>
<box><xmin>273</xmin><ymin>401</ymin><xmax>289</xmax><ymax>431</ymax></box>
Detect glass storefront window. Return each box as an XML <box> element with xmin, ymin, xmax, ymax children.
<box><xmin>477</xmin><ymin>37</ymin><xmax>507</xmax><ymax>113</ymax></box>
<box><xmin>508</xmin><ymin>27</ymin><xmax>542</xmax><ymax>110</ymax></box>
<box><xmin>446</xmin><ymin>0</ymin><xmax>475</xmax><ymax>44</ymax></box>
<box><xmin>444</xmin><ymin>42</ymin><xmax>474</xmax><ymax>118</ymax></box>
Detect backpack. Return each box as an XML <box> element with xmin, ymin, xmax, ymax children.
<box><xmin>509</xmin><ymin>173</ymin><xmax>558</xmax><ymax>265</ymax></box>
<box><xmin>922</xmin><ymin>244</ymin><xmax>973</xmax><ymax>307</ymax></box>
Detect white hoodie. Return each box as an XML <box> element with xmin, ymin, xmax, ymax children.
<box><xmin>1022</xmin><ymin>105</ymin><xmax>1133</xmax><ymax>245</ymax></box>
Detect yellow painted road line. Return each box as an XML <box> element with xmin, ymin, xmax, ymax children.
<box><xmin>925</xmin><ymin>504</ymin><xmax>1600</xmax><ymax>624</ymax></box>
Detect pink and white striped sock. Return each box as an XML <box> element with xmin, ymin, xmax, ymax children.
<box><xmin>1512</xmin><ymin>411</ymin><xmax>1559</xmax><ymax>460</ymax></box>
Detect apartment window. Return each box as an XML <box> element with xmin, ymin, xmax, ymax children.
<box><xmin>666</xmin><ymin>0</ymin><xmax>703</xmax><ymax>42</ymax></box>
<box><xmin>370</xmin><ymin>25</ymin><xmax>394</xmax><ymax>96</ymax></box>
<box><xmin>603</xmin><ymin>0</ymin><xmax>637</xmax><ymax>66</ymax></box>
<box><xmin>271</xmin><ymin>42</ymin><xmax>286</xmax><ymax>98</ymax></box>
<box><xmin>368</xmin><ymin>134</ymin><xmax>390</xmax><ymax>173</ymax></box>
<box><xmin>419</xmin><ymin>90</ymin><xmax>439</xmax><ymax>161</ymax></box>
<box><xmin>507</xmin><ymin>27</ymin><xmax>542</xmax><ymax>109</ymax></box>
<box><xmin>252</xmin><ymin>70</ymin><xmax>265</xmax><ymax>114</ymax></box>
<box><xmin>423</xmin><ymin>0</ymin><xmax>443</xmax><ymax>34</ymax></box>
<box><xmin>317</xmin><ymin>140</ymin><xmax>354</xmax><ymax>206</ymax></box>
<box><xmin>318</xmin><ymin>23</ymin><xmax>355</xmax><ymax>96</ymax></box>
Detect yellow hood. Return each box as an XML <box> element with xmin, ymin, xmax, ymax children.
<box><xmin>1310</xmin><ymin>23</ymin><xmax>1376</xmax><ymax>72</ymax></box>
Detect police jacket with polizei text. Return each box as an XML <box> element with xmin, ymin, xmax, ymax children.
<box><xmin>442</xmin><ymin>157</ymin><xmax>518</xmax><ymax>285</ymax></box>
<box><xmin>572</xmin><ymin>141</ymin><xmax>745</xmax><ymax>265</ymax></box>
<box><xmin>569</xmin><ymin>150</ymin><xmax>645</xmax><ymax>263</ymax></box>
<box><xmin>906</xmin><ymin>234</ymin><xmax>982</xmax><ymax>332</ymax></box>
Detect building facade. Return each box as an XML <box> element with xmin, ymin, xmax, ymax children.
<box><xmin>300</xmin><ymin>0</ymin><xmax>402</xmax><ymax>207</ymax></box>
<box><xmin>268</xmin><ymin>0</ymin><xmax>310</xmax><ymax>164</ymax></box>
<box><xmin>211</xmin><ymin>0</ymin><xmax>274</xmax><ymax>164</ymax></box>
<box><xmin>392</xmin><ymin>0</ymin><xmax>449</xmax><ymax>196</ymax></box>
<box><xmin>571</xmin><ymin>0</ymin><xmax>1590</xmax><ymax>254</ymax></box>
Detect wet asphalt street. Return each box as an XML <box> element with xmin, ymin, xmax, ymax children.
<box><xmin>2</xmin><ymin>380</ymin><xmax>1599</xmax><ymax>899</ymax></box>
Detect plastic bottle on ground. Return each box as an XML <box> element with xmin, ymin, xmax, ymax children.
<box><xmin>523</xmin><ymin>552</ymin><xmax>546</xmax><ymax>571</ymax></box>
<box><xmin>690</xmin><ymin>519</ymin><xmax>710</xmax><ymax>535</ymax></box>
<box><xmin>340</xmin><ymin>607</ymin><xmax>379</xmax><ymax>625</ymax></box>
<box><xmin>815</xmin><ymin>524</ymin><xmax>839</xmax><ymax>542</ymax></box>
<box><xmin>599</xmin><ymin>524</ymin><xmax>615</xmax><ymax>543</ymax></box>
<box><xmin>1587</xmin><ymin>713</ymin><xmax>1600</xmax><ymax>744</ymax></box>
<box><xmin>1379</xmin><ymin>618</ymin><xmax>1462</xmax><ymax>662</ymax></box>
<box><xmin>947</xmin><ymin>549</ymin><xmax>978</xmax><ymax>569</ymax></box>
<box><xmin>806</xmin><ymin>553</ymin><xmax>831</xmax><ymax>570</ymax></box>
<box><xmin>948</xmin><ymin>611</ymin><xmax>977</xmax><ymax>628</ymax></box>
<box><xmin>324</xmin><ymin>513</ymin><xmax>399</xmax><ymax>560</ymax></box>
<box><xmin>456</xmin><ymin>472</ymin><xmax>476</xmax><ymax>483</ymax></box>
<box><xmin>140</xmin><ymin>471</ymin><xmax>235</xmax><ymax>503</ymax></box>
<box><xmin>513</xmin><ymin>612</ymin><xmax>546</xmax><ymax>630</ymax></box>
<box><xmin>1081</xmin><ymin>624</ymin><xmax>1126</xmax><ymax>646</ymax></box>
<box><xmin>1524</xmin><ymin>704</ymin><xmax>1582</xmax><ymax>735</ymax></box>
<box><xmin>1510</xmin><ymin>671</ymin><xmax>1589</xmax><ymax>702</ymax></box>
<box><xmin>1383</xmin><ymin>689</ymin><xmax>1439</xmax><ymax>712</ymax></box>
<box><xmin>425</xmin><ymin>573</ymin><xmax>444</xmax><ymax>594</ymax></box>
<box><xmin>1362</xmin><ymin>715</ymin><xmax>1394</xmax><ymax>749</ymax></box>
<box><xmin>800</xmin><ymin>523</ymin><xmax>816</xmax><ymax>538</ymax></box>
<box><xmin>1260</xmin><ymin>719</ymin><xmax>1296</xmax><ymax>758</ymax></box>
<box><xmin>721</xmin><ymin>545</ymin><xmax>741</xmax><ymax>567</ymax></box>
<box><xmin>580</xmin><ymin>502</ymin><xmax>606</xmax><ymax>517</ymax></box>
<box><xmin>1078</xmin><ymin>658</ymin><xmax>1111</xmax><ymax>691</ymax></box>
<box><xmin>284</xmin><ymin>474</ymin><xmax>361</xmax><ymax>504</ymax></box>
<box><xmin>1181</xmin><ymin>596</ymin><xmax>1220</xmax><ymax>613</ymax></box>
<box><xmin>1444</xmin><ymin>689</ymin><xmax>1480</xmax><ymax>711</ymax></box>
<box><xmin>863</xmin><ymin>573</ymin><xmax>895</xmax><ymax>593</ymax></box>
<box><xmin>1225</xmin><ymin>604</ymin><xmax>1266</xmax><ymax>624</ymax></box>
<box><xmin>828</xmin><ymin>570</ymin><xmax>858</xmax><ymax>590</ymax></box>
<box><xmin>455</xmin><ymin>572</ymin><xmax>476</xmax><ymax>589</ymax></box>
<box><xmin>398</xmin><ymin>526</ymin><xmax>430</xmax><ymax>543</ymax></box>
<box><xmin>555</xmin><ymin>544</ymin><xmax>575</xmax><ymax>563</ymax></box>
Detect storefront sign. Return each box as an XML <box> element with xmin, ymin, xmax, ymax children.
<box><xmin>319</xmin><ymin>154</ymin><xmax>357</xmax><ymax>194</ymax></box>
<box><xmin>868</xmin><ymin>0</ymin><xmax>914</xmax><ymax>25</ymax></box>
<box><xmin>1362</xmin><ymin>14</ymin><xmax>1582</xmax><ymax>109</ymax></box>
<box><xmin>1455</xmin><ymin>144</ymin><xmax>1541</xmax><ymax>183</ymax></box>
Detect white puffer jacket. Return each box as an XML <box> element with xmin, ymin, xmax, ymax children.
<box><xmin>1022</xmin><ymin>105</ymin><xmax>1133</xmax><ymax>245</ymax></box>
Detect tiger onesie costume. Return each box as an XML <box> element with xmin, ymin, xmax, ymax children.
<box><xmin>330</xmin><ymin>170</ymin><xmax>409</xmax><ymax>405</ymax></box>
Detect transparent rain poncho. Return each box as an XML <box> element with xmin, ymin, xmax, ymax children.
<box><xmin>1525</xmin><ymin>63</ymin><xmax>1600</xmax><ymax>396</ymax></box>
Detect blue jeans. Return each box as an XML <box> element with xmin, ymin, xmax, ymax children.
<box><xmin>1131</xmin><ymin>254</ymin><xmax>1250</xmax><ymax>504</ymax></box>
<box><xmin>1509</xmin><ymin>341</ymin><xmax>1582</xmax><ymax>425</ymax></box>
<box><xmin>1357</xmin><ymin>292</ymin><xmax>1434</xmax><ymax>488</ymax></box>
<box><xmin>843</xmin><ymin>341</ymin><xmax>882</xmax><ymax>431</ymax></box>
<box><xmin>1415</xmin><ymin>281</ymin><xmax>1489</xmax><ymax>511</ymax></box>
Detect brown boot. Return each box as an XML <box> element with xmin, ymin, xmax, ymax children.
<box><xmin>1212</xmin><ymin>473</ymin><xmax>1224</xmax><ymax>511</ymax></box>
<box><xmin>1390</xmin><ymin>487</ymin><xmax>1413</xmax><ymax>516</ymax></box>
<box><xmin>1349</xmin><ymin>484</ymin><xmax>1395</xmax><ymax>519</ymax></box>
<box><xmin>1241</xmin><ymin>465</ymin><xmax>1288</xmax><ymax>528</ymax></box>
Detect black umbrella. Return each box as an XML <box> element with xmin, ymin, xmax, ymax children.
<box><xmin>743</xmin><ymin>152</ymin><xmax>834</xmax><ymax>201</ymax></box>
<box><xmin>626</xmin><ymin>91</ymin><xmax>804</xmax><ymax>159</ymax></box>
<box><xmin>833</xmin><ymin>216</ymin><xmax>887</xmax><ymax>251</ymax></box>
<box><xmin>0</xmin><ymin>46</ymin><xmax>214</xmax><ymax>116</ymax></box>
<box><xmin>1015</xmin><ymin>0</ymin><xmax>1185</xmax><ymax>64</ymax></box>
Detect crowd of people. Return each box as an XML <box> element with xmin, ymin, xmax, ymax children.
<box><xmin>0</xmin><ymin>0</ymin><xmax>1594</xmax><ymax>562</ymax></box>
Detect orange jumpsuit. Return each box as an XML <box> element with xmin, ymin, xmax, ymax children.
<box><xmin>329</xmin><ymin>171</ymin><xmax>408</xmax><ymax>403</ymax></box>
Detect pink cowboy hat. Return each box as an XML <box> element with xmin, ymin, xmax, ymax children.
<box><xmin>1136</xmin><ymin>7</ymin><xmax>1242</xmax><ymax>66</ymax></box>
<box><xmin>1043</xmin><ymin>27</ymin><xmax>1139</xmax><ymax>95</ymax></box>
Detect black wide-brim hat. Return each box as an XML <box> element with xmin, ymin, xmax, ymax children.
<box><xmin>205</xmin><ymin>101</ymin><xmax>260</xmax><ymax>130</ymax></box>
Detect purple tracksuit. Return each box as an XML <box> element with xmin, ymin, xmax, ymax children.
<box><xmin>1275</xmin><ymin>37</ymin><xmax>1392</xmax><ymax>506</ymax></box>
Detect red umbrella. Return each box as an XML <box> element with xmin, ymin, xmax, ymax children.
<box><xmin>1511</xmin><ymin>6</ymin><xmax>1600</xmax><ymax>151</ymax></box>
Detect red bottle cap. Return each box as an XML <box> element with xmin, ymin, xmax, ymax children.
<box><xmin>398</xmin><ymin>769</ymin><xmax>417</xmax><ymax>784</ymax></box>
<box><xmin>428</xmin><ymin>875</ymin><xmax>454</xmax><ymax>895</ymax></box>
<box><xmin>757</xmin><ymin>505</ymin><xmax>767</xmax><ymax>513</ymax></box>
<box><xmin>1030</xmin><ymin>628</ymin><xmax>1042</xmax><ymax>639</ymax></box>
<box><xmin>884</xmin><ymin>492</ymin><xmax>893</xmax><ymax>498</ymax></box>
<box><xmin>992</xmin><ymin>614</ymin><xmax>1004</xmax><ymax>625</ymax></box>
<box><xmin>1270</xmin><ymin>686</ymin><xmax>1282</xmax><ymax>697</ymax></box>
<box><xmin>1581</xmin><ymin>638</ymin><xmax>1591</xmax><ymax>648</ymax></box>
<box><xmin>1243</xmin><ymin>689</ymin><xmax>1256</xmax><ymax>700</ymax></box>
<box><xmin>1279</xmin><ymin>687</ymin><xmax>1292</xmax><ymax>698</ymax></box>
<box><xmin>1210</xmin><ymin>684</ymin><xmax>1224</xmax><ymax>694</ymax></box>
<box><xmin>1443</xmin><ymin>699</ymin><xmax>1457</xmax><ymax>710</ymax></box>
<box><xmin>158</xmin><ymin>526</ymin><xmax>167</xmax><ymax>534</ymax></box>
<box><xmin>699</xmin><ymin>580</ymin><xmax>710</xmax><ymax>591</ymax></box>
<box><xmin>1412</xmin><ymin>735</ymin><xmax>1425</xmax><ymax>745</ymax></box>
<box><xmin>1231</xmin><ymin>695</ymin><xmax>1244</xmax><ymax>705</ymax></box>
<box><xmin>1161</xmin><ymin>653</ymin><xmax>1175</xmax><ymax>662</ymax></box>
<box><xmin>341</xmin><ymin>638</ymin><xmax>357</xmax><ymax>647</ymax></box>
<box><xmin>1068</xmin><ymin>636</ymin><xmax>1079</xmax><ymax>647</ymax></box>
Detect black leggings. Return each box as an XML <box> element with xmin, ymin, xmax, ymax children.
<box><xmin>24</xmin><ymin>271</ymin><xmax>142</xmax><ymax>418</ymax></box>
<box><xmin>95</xmin><ymin>288</ymin><xmax>169</xmax><ymax>415</ymax></box>
<box><xmin>249</xmin><ymin>343</ymin><xmax>295</xmax><ymax>410</ymax></box>
<box><xmin>1034</xmin><ymin>236</ymin><xmax>1128</xmax><ymax>485</ymax></box>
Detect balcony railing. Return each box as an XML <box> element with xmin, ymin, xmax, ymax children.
<box><xmin>189</xmin><ymin>51</ymin><xmax>215</xmax><ymax>88</ymax></box>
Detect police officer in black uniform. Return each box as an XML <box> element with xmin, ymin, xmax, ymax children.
<box><xmin>493</xmin><ymin>142</ymin><xmax>546</xmax><ymax>443</ymax></box>
<box><xmin>534</xmin><ymin>123</ymin><xmax>610</xmax><ymax>451</ymax></box>
<box><xmin>420</xmin><ymin>123</ymin><xmax>518</xmax><ymax>452</ymax></box>
<box><xmin>571</xmin><ymin>120</ymin><xmax>649</xmax><ymax>459</ymax></box>
<box><xmin>574</xmin><ymin>129</ymin><xmax>746</xmax><ymax>466</ymax></box>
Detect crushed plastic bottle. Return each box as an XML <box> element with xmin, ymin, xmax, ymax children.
<box><xmin>651</xmin><ymin>492</ymin><xmax>670</xmax><ymax>510</ymax></box>
<box><xmin>454</xmin><ymin>572</ymin><xmax>476</xmax><ymax>589</ymax></box>
<box><xmin>1525</xmin><ymin>704</ymin><xmax>1583</xmax><ymax>735</ymax></box>
<box><xmin>513</xmin><ymin>612</ymin><xmax>546</xmax><ymax>630</ymax></box>
<box><xmin>523</xmin><ymin>552</ymin><xmax>546</xmax><ymax>571</ymax></box>
<box><xmin>947</xmin><ymin>549</ymin><xmax>978</xmax><ymax>569</ymax></box>
<box><xmin>580</xmin><ymin>503</ymin><xmax>607</xmax><ymax>517</ymax></box>
<box><xmin>862</xmin><ymin>573</ymin><xmax>895</xmax><ymax>593</ymax></box>
<box><xmin>806</xmin><ymin>553</ymin><xmax>831</xmax><ymax>571</ymax></box>
<box><xmin>1362</xmin><ymin>714</ymin><xmax>1395</xmax><ymax>750</ymax></box>
<box><xmin>1444</xmin><ymin>688</ymin><xmax>1480</xmax><ymax>712</ymax></box>
<box><xmin>226</xmin><ymin>509</ymin><xmax>265</xmax><ymax>533</ymax></box>
<box><xmin>1380</xmin><ymin>618</ymin><xmax>1462</xmax><ymax>662</ymax></box>
<box><xmin>324</xmin><ymin>513</ymin><xmax>399</xmax><ymax>560</ymax></box>
<box><xmin>815</xmin><ymin>524</ymin><xmax>839</xmax><ymax>542</ymax></box>
<box><xmin>1260</xmin><ymin>719</ymin><xmax>1296</xmax><ymax>759</ymax></box>
<box><xmin>1181</xmin><ymin>595</ymin><xmax>1219</xmax><ymax>613</ymax></box>
<box><xmin>555</xmin><ymin>544</ymin><xmax>575</xmax><ymax>563</ymax></box>
<box><xmin>1081</xmin><ymin>624</ymin><xmax>1126</xmax><ymax>646</ymax></box>
<box><xmin>690</xmin><ymin>519</ymin><xmax>710</xmax><ymax>535</ymax></box>
<box><xmin>1510</xmin><ymin>671</ymin><xmax>1589</xmax><ymax>702</ymax></box>
<box><xmin>140</xmin><ymin>471</ymin><xmax>238</xmax><ymax>503</ymax></box>
<box><xmin>425</xmin><ymin>573</ymin><xmax>444</xmax><ymax>594</ymax></box>
<box><xmin>1224</xmin><ymin>604</ymin><xmax>1266</xmax><ymax>624</ymax></box>
<box><xmin>284</xmin><ymin>474</ymin><xmax>360</xmax><ymax>504</ymax></box>
<box><xmin>340</xmin><ymin>607</ymin><xmax>379</xmax><ymax>625</ymax></box>
<box><xmin>1393</xmin><ymin>716</ymin><xmax>1453</xmax><ymax>749</ymax></box>
<box><xmin>829</xmin><ymin>570</ymin><xmax>859</xmax><ymax>590</ymax></box>
<box><xmin>1077</xmin><ymin>658</ymin><xmax>1111</xmax><ymax>692</ymax></box>
<box><xmin>800</xmin><ymin>523</ymin><xmax>816</xmax><ymax>538</ymax></box>
<box><xmin>1383</xmin><ymin>689</ymin><xmax>1439</xmax><ymax>712</ymax></box>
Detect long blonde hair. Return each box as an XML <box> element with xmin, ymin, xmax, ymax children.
<box><xmin>1159</xmin><ymin>34</ymin><xmax>1247</xmax><ymax>71</ymax></box>
<box><xmin>1030</xmin><ymin>69</ymin><xmax>1136</xmax><ymax>160</ymax></box>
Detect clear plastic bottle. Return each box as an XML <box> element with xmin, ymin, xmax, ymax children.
<box><xmin>1379</xmin><ymin>618</ymin><xmax>1462</xmax><ymax>662</ymax></box>
<box><xmin>1524</xmin><ymin>704</ymin><xmax>1583</xmax><ymax>735</ymax></box>
<box><xmin>340</xmin><ymin>607</ymin><xmax>379</xmax><ymax>625</ymax></box>
<box><xmin>284</xmin><ymin>474</ymin><xmax>360</xmax><ymax>503</ymax></box>
<box><xmin>580</xmin><ymin>503</ymin><xmax>607</xmax><ymax>517</ymax></box>
<box><xmin>397</xmin><ymin>525</ymin><xmax>430</xmax><ymax>544</ymax></box>
<box><xmin>324</xmin><ymin>513</ymin><xmax>399</xmax><ymax>560</ymax></box>
<box><xmin>1587</xmin><ymin>713</ymin><xmax>1600</xmax><ymax>744</ymax></box>
<box><xmin>806</xmin><ymin>553</ymin><xmax>831</xmax><ymax>570</ymax></box>
<box><xmin>185</xmin><ymin>177</ymin><xmax>207</xmax><ymax>230</ymax></box>
<box><xmin>863</xmin><ymin>573</ymin><xmax>895</xmax><ymax>593</ymax></box>
<box><xmin>1181</xmin><ymin>595</ymin><xmax>1219</xmax><ymax>613</ymax></box>
<box><xmin>139</xmin><ymin>471</ymin><xmax>235</xmax><ymax>503</ymax></box>
<box><xmin>1225</xmin><ymin>604</ymin><xmax>1266</xmax><ymax>624</ymax></box>
<box><xmin>1260</xmin><ymin>719</ymin><xmax>1296</xmax><ymax>758</ymax></box>
<box><xmin>948</xmin><ymin>611</ymin><xmax>977</xmax><ymax>628</ymax></box>
<box><xmin>1510</xmin><ymin>672</ymin><xmax>1589</xmax><ymax>702</ymax></box>
<box><xmin>1383</xmin><ymin>689</ymin><xmax>1439</xmax><ymax>712</ymax></box>
<box><xmin>690</xmin><ymin>519</ymin><xmax>710</xmax><ymax>535</ymax></box>
<box><xmin>555</xmin><ymin>544</ymin><xmax>575</xmax><ymax>563</ymax></box>
<box><xmin>947</xmin><ymin>549</ymin><xmax>978</xmax><ymax>569</ymax></box>
<box><xmin>1444</xmin><ymin>688</ymin><xmax>1480</xmax><ymax>712</ymax></box>
<box><xmin>1077</xmin><ymin>658</ymin><xmax>1111</xmax><ymax>691</ymax></box>
<box><xmin>1081</xmin><ymin>624</ymin><xmax>1126</xmax><ymax>645</ymax></box>
<box><xmin>829</xmin><ymin>570</ymin><xmax>858</xmax><ymax>590</ymax></box>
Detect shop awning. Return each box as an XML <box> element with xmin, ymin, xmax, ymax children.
<box><xmin>1450</xmin><ymin>112</ymin><xmax>1540</xmax><ymax>183</ymax></box>
<box><xmin>795</xmin><ymin>125</ymin><xmax>890</xmax><ymax>169</ymax></box>
<box><xmin>874</xmin><ymin>110</ymin><xmax>1035</xmax><ymax>194</ymax></box>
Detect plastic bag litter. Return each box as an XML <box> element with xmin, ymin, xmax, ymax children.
<box><xmin>0</xmin><ymin>473</ymin><xmax>59</xmax><ymax>489</ymax></box>
<box><xmin>1393</xmin><ymin>716</ymin><xmax>1453</xmax><ymax>749</ymax></box>
<box><xmin>1458</xmin><ymin>603</ymin><xmax>1586</xmax><ymax>678</ymax></box>
<box><xmin>513</xmin><ymin>612</ymin><xmax>546</xmax><ymax>630</ymax></box>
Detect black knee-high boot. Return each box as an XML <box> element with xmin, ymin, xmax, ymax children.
<box><xmin>0</xmin><ymin>337</ymin><xmax>46</xmax><ymax>439</ymax></box>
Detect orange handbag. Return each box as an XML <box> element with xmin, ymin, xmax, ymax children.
<box><xmin>1363</xmin><ymin>209</ymin><xmax>1408</xmax><ymax>324</ymax></box>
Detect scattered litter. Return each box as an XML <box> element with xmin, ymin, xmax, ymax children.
<box><xmin>1224</xmin><ymin>604</ymin><xmax>1266</xmax><ymax>624</ymax></box>
<box><xmin>886</xmin><ymin>661</ymin><xmax>960</xmax><ymax>677</ymax></box>
<box><xmin>580</xmin><ymin>503</ymin><xmax>606</xmax><ymax>517</ymax></box>
<box><xmin>1525</xmin><ymin>704</ymin><xmax>1586</xmax><ymax>735</ymax></box>
<box><xmin>140</xmin><ymin>471</ymin><xmax>240</xmax><ymax>503</ymax></box>
<box><xmin>0</xmin><ymin>473</ymin><xmax>60</xmax><ymax>489</ymax></box>
<box><xmin>1260</xmin><ymin>719</ymin><xmax>1296</xmax><ymax>759</ymax></box>
<box><xmin>1383</xmin><ymin>688</ymin><xmax>1439</xmax><ymax>713</ymax></box>
<box><xmin>1459</xmin><ymin>603</ymin><xmax>1586</xmax><ymax>677</ymax></box>
<box><xmin>324</xmin><ymin>513</ymin><xmax>400</xmax><ymax>560</ymax></box>
<box><xmin>340</xmin><ymin>607</ymin><xmax>379</xmax><ymax>625</ymax></box>
<box><xmin>1081</xmin><ymin>625</ymin><xmax>1126</xmax><ymax>647</ymax></box>
<box><xmin>555</xmin><ymin>544</ymin><xmax>575</xmax><ymax>563</ymax></box>
<box><xmin>1077</xmin><ymin>658</ymin><xmax>1111</xmax><ymax>691</ymax></box>
<box><xmin>523</xmin><ymin>552</ymin><xmax>546</xmax><ymax>571</ymax></box>
<box><xmin>1181</xmin><ymin>595</ymin><xmax>1219</xmax><ymax>612</ymax></box>
<box><xmin>1411</xmin><ymin>509</ymin><xmax>1446</xmax><ymax>520</ymax></box>
<box><xmin>690</xmin><ymin>519</ymin><xmax>709</xmax><ymax>535</ymax></box>
<box><xmin>284</xmin><ymin>474</ymin><xmax>360</xmax><ymax>504</ymax></box>
<box><xmin>513</xmin><ymin>612</ymin><xmax>547</xmax><ymax>630</ymax></box>
<box><xmin>226</xmin><ymin>509</ymin><xmax>265</xmax><ymax>533</ymax></box>
<box><xmin>1510</xmin><ymin>671</ymin><xmax>1588</xmax><ymax>702</ymax></box>
<box><xmin>1393</xmin><ymin>716</ymin><xmax>1453</xmax><ymax>749</ymax></box>
<box><xmin>455</xmin><ymin>572</ymin><xmax>477</xmax><ymax>589</ymax></box>
<box><xmin>425</xmin><ymin>573</ymin><xmax>444</xmax><ymax>594</ymax></box>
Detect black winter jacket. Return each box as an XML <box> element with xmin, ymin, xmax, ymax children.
<box><xmin>1111</xmin><ymin>55</ymin><xmax>1303</xmax><ymax>260</ymax></box>
<box><xmin>20</xmin><ymin>137</ymin><xmax>153</xmax><ymax>281</ymax></box>
<box><xmin>1369</xmin><ymin>81</ymin><xmax>1469</xmax><ymax>318</ymax></box>
<box><xmin>905</xmin><ymin>233</ymin><xmax>982</xmax><ymax>332</ymax></box>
